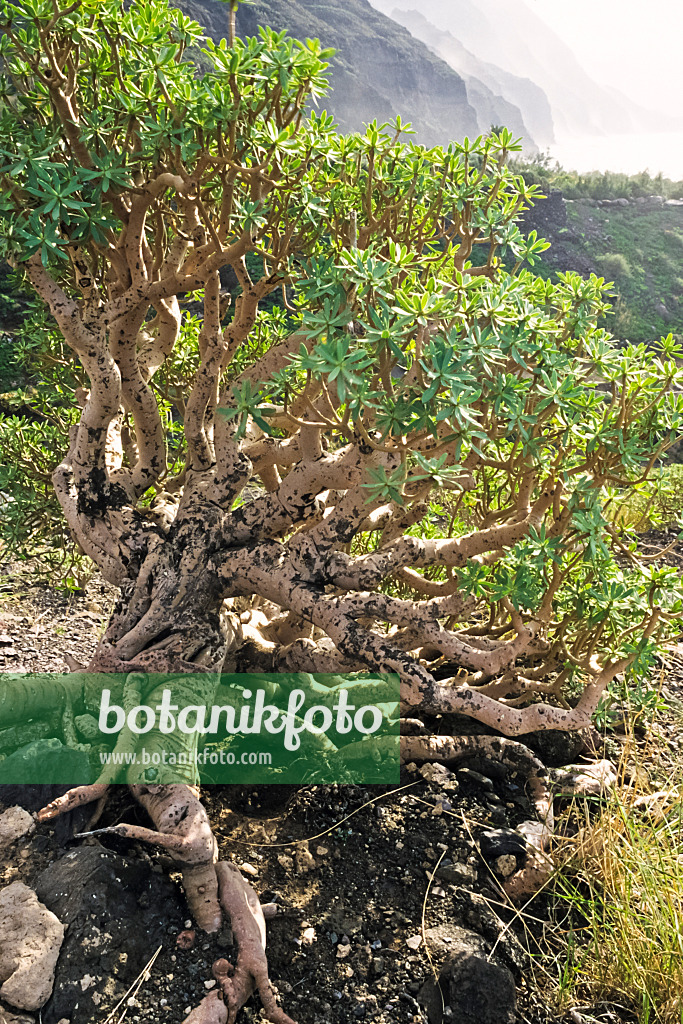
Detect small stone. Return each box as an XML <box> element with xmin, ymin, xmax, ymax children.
<box><xmin>277</xmin><ymin>854</ymin><xmax>294</xmax><ymax>871</ymax></box>
<box><xmin>406</xmin><ymin>935</ymin><xmax>422</xmax><ymax>950</ymax></box>
<box><xmin>316</xmin><ymin>846</ymin><xmax>329</xmax><ymax>856</ymax></box>
<box><xmin>239</xmin><ymin>863</ymin><xmax>258</xmax><ymax>877</ymax></box>
<box><xmin>0</xmin><ymin>807</ymin><xmax>35</xmax><ymax>849</ymax></box>
<box><xmin>336</xmin><ymin>945</ymin><xmax>351</xmax><ymax>959</ymax></box>
<box><xmin>494</xmin><ymin>855</ymin><xmax>517</xmax><ymax>878</ymax></box>
<box><xmin>204</xmin><ymin>980</ymin><xmax>216</xmax><ymax>990</ymax></box>
<box><xmin>479</xmin><ymin>829</ymin><xmax>526</xmax><ymax>860</ymax></box>
<box><xmin>457</xmin><ymin>768</ymin><xmax>494</xmax><ymax>791</ymax></box>
<box><xmin>0</xmin><ymin>882</ymin><xmax>65</xmax><ymax>1011</ymax></box>
<box><xmin>302</xmin><ymin>927</ymin><xmax>316</xmax><ymax>946</ymax></box>
<box><xmin>436</xmin><ymin>862</ymin><xmax>476</xmax><ymax>886</ymax></box>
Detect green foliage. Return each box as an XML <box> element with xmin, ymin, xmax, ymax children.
<box><xmin>597</xmin><ymin>252</ymin><xmax>631</xmax><ymax>280</ymax></box>
<box><xmin>0</xmin><ymin>0</ymin><xmax>335</xmax><ymax>266</ymax></box>
<box><xmin>514</xmin><ymin>152</ymin><xmax>683</xmax><ymax>202</ymax></box>
<box><xmin>609</xmin><ymin>463</ymin><xmax>683</xmax><ymax>531</ymax></box>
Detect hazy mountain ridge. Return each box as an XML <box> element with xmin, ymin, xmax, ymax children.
<box><xmin>388</xmin><ymin>7</ymin><xmax>555</xmax><ymax>146</ymax></box>
<box><xmin>371</xmin><ymin>0</ymin><xmax>666</xmax><ymax>138</ymax></box>
<box><xmin>181</xmin><ymin>0</ymin><xmax>543</xmax><ymax>149</ymax></box>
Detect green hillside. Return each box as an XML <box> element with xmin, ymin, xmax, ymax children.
<box><xmin>522</xmin><ymin>199</ymin><xmax>683</xmax><ymax>343</ymax></box>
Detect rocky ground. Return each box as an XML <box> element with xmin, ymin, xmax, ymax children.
<box><xmin>0</xmin><ymin>537</ymin><xmax>681</xmax><ymax>1024</ymax></box>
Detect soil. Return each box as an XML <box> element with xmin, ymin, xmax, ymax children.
<box><xmin>0</xmin><ymin>536</ymin><xmax>681</xmax><ymax>1024</ymax></box>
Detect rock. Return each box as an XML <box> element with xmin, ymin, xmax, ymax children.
<box><xmin>633</xmin><ymin>790</ymin><xmax>676</xmax><ymax>817</ymax></box>
<box><xmin>419</xmin><ymin>925</ymin><xmax>516</xmax><ymax>1024</ymax></box>
<box><xmin>479</xmin><ymin>828</ymin><xmax>527</xmax><ymax>860</ymax></box>
<box><xmin>35</xmin><ymin>847</ymin><xmax>181</xmax><ymax>1024</ymax></box>
<box><xmin>551</xmin><ymin>759</ymin><xmax>617</xmax><ymax>798</ymax></box>
<box><xmin>456</xmin><ymin>767</ymin><xmax>494</xmax><ymax>790</ymax></box>
<box><xmin>406</xmin><ymin>935</ymin><xmax>422</xmax><ymax>950</ymax></box>
<box><xmin>516</xmin><ymin>819</ymin><xmax>552</xmax><ymax>852</ymax></box>
<box><xmin>0</xmin><ymin>806</ymin><xmax>35</xmax><ymax>848</ymax></box>
<box><xmin>494</xmin><ymin>855</ymin><xmax>517</xmax><ymax>878</ymax></box>
<box><xmin>0</xmin><ymin>882</ymin><xmax>65</xmax><ymax>1011</ymax></box>
<box><xmin>518</xmin><ymin>189</ymin><xmax>567</xmax><ymax>234</ymax></box>
<box><xmin>419</xmin><ymin>763</ymin><xmax>456</xmax><ymax>786</ymax></box>
<box><xmin>435</xmin><ymin>862</ymin><xmax>477</xmax><ymax>886</ymax></box>
<box><xmin>0</xmin><ymin>739</ymin><xmax>91</xmax><ymax>787</ymax></box>
<box><xmin>0</xmin><ymin>1010</ymin><xmax>35</xmax><ymax>1023</ymax></box>
<box><xmin>518</xmin><ymin>728</ymin><xmax>587</xmax><ymax>767</ymax></box>
<box><xmin>422</xmin><ymin>924</ymin><xmax>487</xmax><ymax>959</ymax></box>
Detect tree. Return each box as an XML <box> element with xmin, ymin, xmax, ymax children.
<box><xmin>1</xmin><ymin>0</ymin><xmax>683</xmax><ymax>1020</ymax></box>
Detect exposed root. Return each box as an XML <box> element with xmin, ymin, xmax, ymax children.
<box><xmin>401</xmin><ymin>733</ymin><xmax>556</xmax><ymax>900</ymax></box>
<box><xmin>38</xmin><ymin>782</ymin><xmax>222</xmax><ymax>932</ymax></box>
<box><xmin>183</xmin><ymin>990</ymin><xmax>228</xmax><ymax>1024</ymax></box>
<box><xmin>37</xmin><ymin>783</ymin><xmax>111</xmax><ymax>821</ymax></box>
<box><xmin>181</xmin><ymin>862</ymin><xmax>296</xmax><ymax>1024</ymax></box>
<box><xmin>218</xmin><ymin>861</ymin><xmax>295</xmax><ymax>1024</ymax></box>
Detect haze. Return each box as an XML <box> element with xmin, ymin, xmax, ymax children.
<box><xmin>370</xmin><ymin>0</ymin><xmax>683</xmax><ymax>176</ymax></box>
<box><xmin>530</xmin><ymin>0</ymin><xmax>683</xmax><ymax>114</ymax></box>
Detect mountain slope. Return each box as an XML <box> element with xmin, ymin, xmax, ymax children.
<box><xmin>180</xmin><ymin>0</ymin><xmax>480</xmax><ymax>145</ymax></box>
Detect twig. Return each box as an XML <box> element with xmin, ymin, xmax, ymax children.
<box><xmin>220</xmin><ymin>781</ymin><xmax>423</xmax><ymax>848</ymax></box>
<box><xmin>101</xmin><ymin>945</ymin><xmax>162</xmax><ymax>1024</ymax></box>
<box><xmin>422</xmin><ymin>847</ymin><xmax>447</xmax><ymax>981</ymax></box>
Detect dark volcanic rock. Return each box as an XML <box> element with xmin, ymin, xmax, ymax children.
<box><xmin>518</xmin><ymin>728</ymin><xmax>587</xmax><ymax>767</ymax></box>
<box><xmin>519</xmin><ymin>188</ymin><xmax>567</xmax><ymax>234</ymax></box>
<box><xmin>419</xmin><ymin>925</ymin><xmax>516</xmax><ymax>1024</ymax></box>
<box><xmin>479</xmin><ymin>827</ymin><xmax>527</xmax><ymax>860</ymax></box>
<box><xmin>35</xmin><ymin>847</ymin><xmax>182</xmax><ymax>1024</ymax></box>
<box><xmin>0</xmin><ymin>739</ymin><xmax>91</xmax><ymax>787</ymax></box>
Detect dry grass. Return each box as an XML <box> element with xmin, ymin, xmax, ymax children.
<box><xmin>547</xmin><ymin>736</ymin><xmax>683</xmax><ymax>1023</ymax></box>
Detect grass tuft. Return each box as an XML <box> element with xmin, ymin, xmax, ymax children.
<box><xmin>547</xmin><ymin>739</ymin><xmax>683</xmax><ymax>1023</ymax></box>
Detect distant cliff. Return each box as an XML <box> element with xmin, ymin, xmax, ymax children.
<box><xmin>386</xmin><ymin>7</ymin><xmax>554</xmax><ymax>147</ymax></box>
<box><xmin>180</xmin><ymin>0</ymin><xmax>538</xmax><ymax>148</ymax></box>
<box><xmin>373</xmin><ymin>0</ymin><xmax>661</xmax><ymax>138</ymax></box>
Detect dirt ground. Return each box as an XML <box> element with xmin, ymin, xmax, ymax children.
<box><xmin>0</xmin><ymin>535</ymin><xmax>681</xmax><ymax>1024</ymax></box>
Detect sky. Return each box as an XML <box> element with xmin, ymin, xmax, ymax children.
<box><xmin>529</xmin><ymin>0</ymin><xmax>683</xmax><ymax>114</ymax></box>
